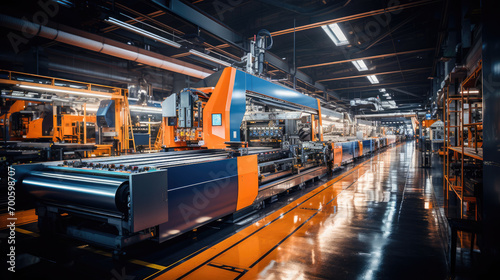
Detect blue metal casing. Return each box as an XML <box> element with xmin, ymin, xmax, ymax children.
<box><xmin>340</xmin><ymin>141</ymin><xmax>355</xmax><ymax>163</ymax></box>
<box><xmin>96</xmin><ymin>100</ymin><xmax>115</xmax><ymax>128</ymax></box>
<box><xmin>228</xmin><ymin>68</ymin><xmax>319</xmax><ymax>141</ymax></box>
<box><xmin>354</xmin><ymin>141</ymin><xmax>360</xmax><ymax>158</ymax></box>
<box><xmin>158</xmin><ymin>158</ymin><xmax>239</xmax><ymax>242</ymax></box>
<box><xmin>363</xmin><ymin>139</ymin><xmax>374</xmax><ymax>154</ymax></box>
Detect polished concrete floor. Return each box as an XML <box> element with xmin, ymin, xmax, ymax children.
<box><xmin>1</xmin><ymin>142</ymin><xmax>452</xmax><ymax>280</ymax></box>
<box><xmin>155</xmin><ymin>141</ymin><xmax>448</xmax><ymax>279</ymax></box>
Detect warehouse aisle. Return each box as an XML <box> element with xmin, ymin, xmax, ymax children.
<box><xmin>153</xmin><ymin>141</ymin><xmax>447</xmax><ymax>279</ymax></box>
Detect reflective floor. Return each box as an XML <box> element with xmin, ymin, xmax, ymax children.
<box><xmin>154</xmin><ymin>141</ymin><xmax>448</xmax><ymax>279</ymax></box>
<box><xmin>1</xmin><ymin>142</ymin><xmax>450</xmax><ymax>280</ymax></box>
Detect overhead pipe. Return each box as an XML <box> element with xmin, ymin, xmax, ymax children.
<box><xmin>0</xmin><ymin>95</ymin><xmax>54</xmax><ymax>103</ymax></box>
<box><xmin>355</xmin><ymin>112</ymin><xmax>416</xmax><ymax>118</ymax></box>
<box><xmin>0</xmin><ymin>15</ymin><xmax>213</xmax><ymax>79</ymax></box>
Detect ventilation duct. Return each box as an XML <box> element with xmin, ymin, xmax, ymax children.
<box><xmin>0</xmin><ymin>15</ymin><xmax>212</xmax><ymax>79</ymax></box>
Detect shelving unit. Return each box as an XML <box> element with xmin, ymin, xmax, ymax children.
<box><xmin>443</xmin><ymin>61</ymin><xmax>483</xmax><ymax>220</ymax></box>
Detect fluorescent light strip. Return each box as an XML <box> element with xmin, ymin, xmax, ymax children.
<box><xmin>321</xmin><ymin>23</ymin><xmax>349</xmax><ymax>46</ymax></box>
<box><xmin>106</xmin><ymin>18</ymin><xmax>181</xmax><ymax>49</ymax></box>
<box><xmin>188</xmin><ymin>49</ymin><xmax>231</xmax><ymax>67</ymax></box>
<box><xmin>352</xmin><ymin>60</ymin><xmax>368</xmax><ymax>71</ymax></box>
<box><xmin>367</xmin><ymin>75</ymin><xmax>379</xmax><ymax>84</ymax></box>
<box><xmin>19</xmin><ymin>85</ymin><xmax>112</xmax><ymax>99</ymax></box>
<box><xmin>459</xmin><ymin>90</ymin><xmax>480</xmax><ymax>94</ymax></box>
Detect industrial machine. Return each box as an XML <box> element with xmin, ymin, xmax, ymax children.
<box><xmin>159</xmin><ymin>67</ymin><xmax>324</xmax><ymax>150</ymax></box>
<box><xmin>0</xmin><ymin>70</ymin><xmax>165</xmax><ymax>162</ymax></box>
<box><xmin>430</xmin><ymin>120</ymin><xmax>444</xmax><ymax>153</ymax></box>
<box><xmin>14</xmin><ymin>138</ymin><xmax>401</xmax><ymax>257</ymax></box>
<box><xmin>0</xmin><ymin>70</ymin><xmax>131</xmax><ymax>161</ymax></box>
<box><xmin>14</xmin><ymin>67</ymin><xmax>404</xmax><ymax>257</ymax></box>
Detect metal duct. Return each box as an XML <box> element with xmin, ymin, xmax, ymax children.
<box><xmin>0</xmin><ymin>95</ymin><xmax>54</xmax><ymax>103</ymax></box>
<box><xmin>321</xmin><ymin>107</ymin><xmax>343</xmax><ymax>119</ymax></box>
<box><xmin>350</xmin><ymin>97</ymin><xmax>382</xmax><ymax>111</ymax></box>
<box><xmin>0</xmin><ymin>15</ymin><xmax>212</xmax><ymax>79</ymax></box>
<box><xmin>48</xmin><ymin>62</ymin><xmax>133</xmax><ymax>83</ymax></box>
<box><xmin>355</xmin><ymin>112</ymin><xmax>416</xmax><ymax>118</ymax></box>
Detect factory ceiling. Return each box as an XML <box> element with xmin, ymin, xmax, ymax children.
<box><xmin>1</xmin><ymin>0</ymin><xmax>447</xmax><ymax>112</ymax></box>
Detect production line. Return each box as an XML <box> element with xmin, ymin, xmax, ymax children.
<box><xmin>2</xmin><ymin>1</ymin><xmax>498</xmax><ymax>279</ymax></box>
<box><xmin>13</xmin><ymin>66</ymin><xmax>402</xmax><ymax>258</ymax></box>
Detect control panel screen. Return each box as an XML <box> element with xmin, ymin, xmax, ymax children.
<box><xmin>212</xmin><ymin>114</ymin><xmax>222</xmax><ymax>126</ymax></box>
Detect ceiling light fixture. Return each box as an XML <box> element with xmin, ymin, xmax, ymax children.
<box><xmin>352</xmin><ymin>60</ymin><xmax>368</xmax><ymax>71</ymax></box>
<box><xmin>106</xmin><ymin>17</ymin><xmax>182</xmax><ymax>48</ymax></box>
<box><xmin>18</xmin><ymin>85</ymin><xmax>112</xmax><ymax>99</ymax></box>
<box><xmin>367</xmin><ymin>75</ymin><xmax>379</xmax><ymax>84</ymax></box>
<box><xmin>379</xmin><ymin>88</ymin><xmax>386</xmax><ymax>92</ymax></box>
<box><xmin>321</xmin><ymin>23</ymin><xmax>349</xmax><ymax>46</ymax></box>
<box><xmin>188</xmin><ymin>49</ymin><xmax>231</xmax><ymax>67</ymax></box>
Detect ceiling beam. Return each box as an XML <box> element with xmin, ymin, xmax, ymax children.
<box><xmin>298</xmin><ymin>48</ymin><xmax>434</xmax><ymax>69</ymax></box>
<box><xmin>317</xmin><ymin>67</ymin><xmax>431</xmax><ymax>82</ymax></box>
<box><xmin>152</xmin><ymin>0</ymin><xmax>247</xmax><ymax>50</ymax></box>
<box><xmin>357</xmin><ymin>13</ymin><xmax>418</xmax><ymax>53</ymax></box>
<box><xmin>388</xmin><ymin>87</ymin><xmax>422</xmax><ymax>98</ymax></box>
<box><xmin>264</xmin><ymin>53</ymin><xmax>341</xmax><ymax>100</ymax></box>
<box><xmin>269</xmin><ymin>0</ymin><xmax>438</xmax><ymax>37</ymax></box>
<box><xmin>331</xmin><ymin>80</ymin><xmax>425</xmax><ymax>91</ymax></box>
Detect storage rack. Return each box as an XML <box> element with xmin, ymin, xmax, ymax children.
<box><xmin>443</xmin><ymin>61</ymin><xmax>483</xmax><ymax>220</ymax></box>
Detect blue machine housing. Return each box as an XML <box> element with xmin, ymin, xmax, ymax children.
<box><xmin>353</xmin><ymin>141</ymin><xmax>360</xmax><ymax>158</ymax></box>
<box><xmin>213</xmin><ymin>68</ymin><xmax>320</xmax><ymax>142</ymax></box>
<box><xmin>362</xmin><ymin>139</ymin><xmax>374</xmax><ymax>154</ymax></box>
<box><xmin>230</xmin><ymin>69</ymin><xmax>320</xmax><ymax>141</ymax></box>
<box><xmin>158</xmin><ymin>158</ymin><xmax>240</xmax><ymax>242</ymax></box>
<box><xmin>340</xmin><ymin>142</ymin><xmax>355</xmax><ymax>164</ymax></box>
<box><xmin>96</xmin><ymin>100</ymin><xmax>115</xmax><ymax>128</ymax></box>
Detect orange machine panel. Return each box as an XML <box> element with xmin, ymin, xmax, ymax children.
<box><xmin>359</xmin><ymin>141</ymin><xmax>363</xmax><ymax>157</ymax></box>
<box><xmin>202</xmin><ymin>67</ymin><xmax>236</xmax><ymax>149</ymax></box>
<box><xmin>25</xmin><ymin>118</ymin><xmax>46</xmax><ymax>139</ymax></box>
<box><xmin>333</xmin><ymin>145</ymin><xmax>342</xmax><ymax>168</ymax></box>
<box><xmin>236</xmin><ymin>154</ymin><xmax>259</xmax><ymax>211</ymax></box>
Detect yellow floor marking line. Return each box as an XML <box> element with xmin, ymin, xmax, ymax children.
<box><xmin>15</xmin><ymin>227</ymin><xmax>40</xmax><ymax>237</ymax></box>
<box><xmin>154</xmin><ymin>147</ymin><xmax>396</xmax><ymax>279</ymax></box>
<box><xmin>77</xmin><ymin>245</ymin><xmax>168</xmax><ymax>270</ymax></box>
<box><xmin>143</xmin><ymin>246</ymin><xmax>209</xmax><ymax>280</ymax></box>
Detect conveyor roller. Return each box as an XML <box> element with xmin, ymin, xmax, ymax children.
<box><xmin>22</xmin><ymin>171</ymin><xmax>129</xmax><ymax>214</ymax></box>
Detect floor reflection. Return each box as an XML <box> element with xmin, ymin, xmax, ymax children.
<box><xmin>157</xmin><ymin>142</ymin><xmax>447</xmax><ymax>280</ymax></box>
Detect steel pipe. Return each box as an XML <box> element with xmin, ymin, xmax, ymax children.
<box><xmin>355</xmin><ymin>112</ymin><xmax>416</xmax><ymax>118</ymax></box>
<box><xmin>0</xmin><ymin>15</ymin><xmax>212</xmax><ymax>79</ymax></box>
